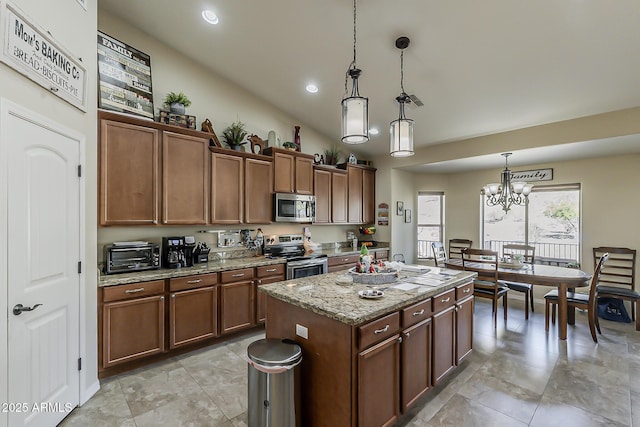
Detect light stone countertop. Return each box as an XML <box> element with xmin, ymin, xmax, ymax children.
<box><xmin>259</xmin><ymin>267</ymin><xmax>477</xmax><ymax>326</ymax></box>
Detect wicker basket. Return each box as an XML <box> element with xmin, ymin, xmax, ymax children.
<box><xmin>348</xmin><ymin>267</ymin><xmax>398</xmax><ymax>285</ymax></box>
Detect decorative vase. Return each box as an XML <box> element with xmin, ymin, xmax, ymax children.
<box><xmin>294</xmin><ymin>126</ymin><xmax>301</xmax><ymax>152</ymax></box>
<box><xmin>169</xmin><ymin>102</ymin><xmax>185</xmax><ymax>114</ymax></box>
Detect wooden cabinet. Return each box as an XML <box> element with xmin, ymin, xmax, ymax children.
<box><xmin>401</xmin><ymin>319</ymin><xmax>432</xmax><ymax>412</ymax></box>
<box><xmin>99</xmin><ymin>118</ymin><xmax>160</xmax><ymax>225</ymax></box>
<box><xmin>162</xmin><ymin>132</ymin><xmax>210</xmax><ymax>225</ymax></box>
<box><xmin>100</xmin><ymin>280</ymin><xmax>165</xmax><ymax>369</ymax></box>
<box><xmin>313</xmin><ymin>168</ymin><xmax>331</xmax><ymax>224</ymax></box>
<box><xmin>219</xmin><ymin>268</ymin><xmax>256</xmax><ymax>334</ymax></box>
<box><xmin>314</xmin><ymin>166</ymin><xmax>348</xmax><ymax>224</ymax></box>
<box><xmin>245</xmin><ymin>157</ymin><xmax>273</xmax><ymax>223</ymax></box>
<box><xmin>456</xmin><ymin>295</ymin><xmax>474</xmax><ymax>364</ymax></box>
<box><xmin>363</xmin><ymin>168</ymin><xmax>376</xmax><ymax>224</ymax></box>
<box><xmin>328</xmin><ymin>254</ymin><xmax>360</xmax><ymax>273</ymax></box>
<box><xmin>256</xmin><ymin>264</ymin><xmax>286</xmax><ymax>324</ymax></box>
<box><xmin>265</xmin><ymin>147</ymin><xmax>314</xmax><ymax>194</ymax></box>
<box><xmin>168</xmin><ymin>273</ymin><xmax>218</xmax><ymax>349</ymax></box>
<box><xmin>374</xmin><ymin>250</ymin><xmax>389</xmax><ymax>262</ymax></box>
<box><xmin>431</xmin><ymin>288</ymin><xmax>457</xmax><ymax>385</ymax></box>
<box><xmin>332</xmin><ymin>171</ymin><xmax>348</xmax><ymax>223</ymax></box>
<box><xmin>339</xmin><ymin>163</ymin><xmax>377</xmax><ymax>224</ymax></box>
<box><xmin>348</xmin><ymin>166</ymin><xmax>363</xmax><ymax>223</ymax></box>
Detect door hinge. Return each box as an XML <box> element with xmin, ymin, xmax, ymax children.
<box><xmin>78</xmin><ymin>358</ymin><xmax>82</xmax><ymax>371</ymax></box>
<box><xmin>78</xmin><ymin>261</ymin><xmax>82</xmax><ymax>274</ymax></box>
<box><xmin>77</xmin><ymin>164</ymin><xmax>82</xmax><ymax>177</ymax></box>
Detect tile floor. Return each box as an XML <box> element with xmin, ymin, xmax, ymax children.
<box><xmin>60</xmin><ymin>299</ymin><xmax>640</xmax><ymax>426</ymax></box>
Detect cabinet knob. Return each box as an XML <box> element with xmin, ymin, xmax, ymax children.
<box><xmin>171</xmin><ymin>294</ymin><xmax>176</xmax><ymax>298</ymax></box>
<box><xmin>152</xmin><ymin>220</ymin><xmax>158</xmax><ymax>225</ymax></box>
<box><xmin>160</xmin><ymin>296</ymin><xmax>165</xmax><ymax>301</ymax></box>
<box><xmin>398</xmin><ymin>336</ymin><xmax>403</xmax><ymax>344</ymax></box>
<box><xmin>405</xmin><ymin>332</ymin><xmax>410</xmax><ymax>338</ymax></box>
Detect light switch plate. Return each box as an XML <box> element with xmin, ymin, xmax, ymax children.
<box><xmin>296</xmin><ymin>324</ymin><xmax>308</xmax><ymax>340</ymax></box>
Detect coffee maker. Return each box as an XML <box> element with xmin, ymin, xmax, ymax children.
<box><xmin>184</xmin><ymin>236</ymin><xmax>196</xmax><ymax>267</ymax></box>
<box><xmin>162</xmin><ymin>236</ymin><xmax>186</xmax><ymax>268</ymax></box>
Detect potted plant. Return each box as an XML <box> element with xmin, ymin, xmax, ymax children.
<box><xmin>163</xmin><ymin>91</ymin><xmax>192</xmax><ymax>114</ymax></box>
<box><xmin>324</xmin><ymin>145</ymin><xmax>342</xmax><ymax>165</ymax></box>
<box><xmin>222</xmin><ymin>120</ymin><xmax>248</xmax><ymax>150</ymax></box>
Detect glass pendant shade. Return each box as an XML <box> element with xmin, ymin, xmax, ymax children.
<box><xmin>341</xmin><ymin>94</ymin><xmax>369</xmax><ymax>144</ymax></box>
<box><xmin>390</xmin><ymin>117</ymin><xmax>414</xmax><ymax>157</ymax></box>
<box><xmin>484</xmin><ymin>153</ymin><xmax>534</xmax><ymax>213</ymax></box>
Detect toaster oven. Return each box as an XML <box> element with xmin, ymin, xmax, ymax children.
<box><xmin>104</xmin><ymin>242</ymin><xmax>161</xmax><ymax>274</ymax></box>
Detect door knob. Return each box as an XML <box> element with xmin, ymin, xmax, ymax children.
<box><xmin>13</xmin><ymin>304</ymin><xmax>43</xmax><ymax>315</ymax></box>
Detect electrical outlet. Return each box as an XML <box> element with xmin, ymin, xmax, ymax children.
<box><xmin>295</xmin><ymin>324</ymin><xmax>308</xmax><ymax>340</ymax></box>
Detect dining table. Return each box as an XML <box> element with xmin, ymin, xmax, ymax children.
<box><xmin>444</xmin><ymin>259</ymin><xmax>592</xmax><ymax>340</ymax></box>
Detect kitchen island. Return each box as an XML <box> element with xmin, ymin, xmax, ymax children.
<box><xmin>260</xmin><ymin>267</ymin><xmax>477</xmax><ymax>427</ymax></box>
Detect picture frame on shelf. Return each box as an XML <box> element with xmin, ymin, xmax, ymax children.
<box><xmin>397</xmin><ymin>201</ymin><xmax>404</xmax><ymax>216</ymax></box>
<box><xmin>404</xmin><ymin>209</ymin><xmax>411</xmax><ymax>223</ymax></box>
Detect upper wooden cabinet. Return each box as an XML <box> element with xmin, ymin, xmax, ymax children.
<box><xmin>99</xmin><ymin>118</ymin><xmax>160</xmax><ymax>225</ymax></box>
<box><xmin>362</xmin><ymin>168</ymin><xmax>376</xmax><ymax>224</ymax></box>
<box><xmin>245</xmin><ymin>157</ymin><xmax>273</xmax><ymax>224</ymax></box>
<box><xmin>313</xmin><ymin>168</ymin><xmax>331</xmax><ymax>224</ymax></box>
<box><xmin>313</xmin><ymin>165</ymin><xmax>348</xmax><ymax>224</ymax></box>
<box><xmin>338</xmin><ymin>163</ymin><xmax>376</xmax><ymax>224</ymax></box>
<box><xmin>264</xmin><ymin>147</ymin><xmax>314</xmax><ymax>194</ymax></box>
<box><xmin>162</xmin><ymin>132</ymin><xmax>210</xmax><ymax>225</ymax></box>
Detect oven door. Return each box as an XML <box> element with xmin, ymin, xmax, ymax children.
<box><xmin>286</xmin><ymin>258</ymin><xmax>328</xmax><ymax>280</ymax></box>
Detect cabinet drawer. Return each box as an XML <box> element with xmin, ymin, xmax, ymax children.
<box><xmin>401</xmin><ymin>298</ymin><xmax>432</xmax><ymax>328</ymax></box>
<box><xmin>359</xmin><ymin>311</ymin><xmax>400</xmax><ymax>350</ymax></box>
<box><xmin>432</xmin><ymin>289</ymin><xmax>455</xmax><ymax>313</ymax></box>
<box><xmin>374</xmin><ymin>250</ymin><xmax>389</xmax><ymax>260</ymax></box>
<box><xmin>103</xmin><ymin>280</ymin><xmax>165</xmax><ymax>303</ymax></box>
<box><xmin>220</xmin><ymin>268</ymin><xmax>255</xmax><ymax>283</ymax></box>
<box><xmin>169</xmin><ymin>273</ymin><xmax>218</xmax><ymax>292</ymax></box>
<box><xmin>456</xmin><ymin>282</ymin><xmax>473</xmax><ymax>300</ymax></box>
<box><xmin>328</xmin><ymin>254</ymin><xmax>359</xmax><ymax>267</ymax></box>
<box><xmin>256</xmin><ymin>264</ymin><xmax>285</xmax><ymax>278</ymax></box>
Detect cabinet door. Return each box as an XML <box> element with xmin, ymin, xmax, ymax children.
<box><xmin>256</xmin><ymin>275</ymin><xmax>284</xmax><ymax>324</ymax></box>
<box><xmin>102</xmin><ymin>295</ymin><xmax>165</xmax><ymax>368</ymax></box>
<box><xmin>456</xmin><ymin>296</ymin><xmax>474</xmax><ymax>364</ymax></box>
<box><xmin>348</xmin><ymin>167</ymin><xmax>363</xmax><ymax>223</ymax></box>
<box><xmin>220</xmin><ymin>281</ymin><xmax>255</xmax><ymax>334</ymax></box>
<box><xmin>245</xmin><ymin>158</ymin><xmax>273</xmax><ymax>224</ymax></box>
<box><xmin>273</xmin><ymin>152</ymin><xmax>295</xmax><ymax>193</ymax></box>
<box><xmin>295</xmin><ymin>156</ymin><xmax>314</xmax><ymax>194</ymax></box>
<box><xmin>362</xmin><ymin>168</ymin><xmax>376</xmax><ymax>224</ymax></box>
<box><xmin>401</xmin><ymin>318</ymin><xmax>432</xmax><ymax>412</ymax></box>
<box><xmin>332</xmin><ymin>172</ymin><xmax>348</xmax><ymax>224</ymax></box>
<box><xmin>211</xmin><ymin>152</ymin><xmax>243</xmax><ymax>224</ymax></box>
<box><xmin>169</xmin><ymin>286</ymin><xmax>218</xmax><ymax>349</ymax></box>
<box><xmin>99</xmin><ymin>119</ymin><xmax>159</xmax><ymax>225</ymax></box>
<box><xmin>313</xmin><ymin>169</ymin><xmax>331</xmax><ymax>224</ymax></box>
<box><xmin>358</xmin><ymin>334</ymin><xmax>401</xmax><ymax>427</ymax></box>
<box><xmin>432</xmin><ymin>306</ymin><xmax>456</xmax><ymax>385</ymax></box>
<box><xmin>162</xmin><ymin>132</ymin><xmax>209</xmax><ymax>225</ymax></box>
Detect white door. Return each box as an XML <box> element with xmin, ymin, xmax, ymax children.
<box><xmin>2</xmin><ymin>102</ymin><xmax>81</xmax><ymax>427</ymax></box>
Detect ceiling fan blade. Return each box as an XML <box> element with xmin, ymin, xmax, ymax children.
<box><xmin>408</xmin><ymin>94</ymin><xmax>424</xmax><ymax>107</ymax></box>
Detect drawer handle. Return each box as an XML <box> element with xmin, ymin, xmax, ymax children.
<box><xmin>374</xmin><ymin>325</ymin><xmax>389</xmax><ymax>334</ymax></box>
<box><xmin>441</xmin><ymin>297</ymin><xmax>451</xmax><ymax>303</ymax></box>
<box><xmin>343</xmin><ymin>258</ymin><xmax>349</xmax><ymax>262</ymax></box>
<box><xmin>463</xmin><ymin>288</ymin><xmax>470</xmax><ymax>293</ymax></box>
<box><xmin>187</xmin><ymin>279</ymin><xmax>202</xmax><ymax>284</ymax></box>
<box><xmin>232</xmin><ymin>273</ymin><xmax>245</xmax><ymax>277</ymax></box>
<box><xmin>124</xmin><ymin>288</ymin><xmax>144</xmax><ymax>294</ymax></box>
<box><xmin>266</xmin><ymin>268</ymin><xmax>277</xmax><ymax>272</ymax></box>
<box><xmin>412</xmin><ymin>309</ymin><xmax>425</xmax><ymax>317</ymax></box>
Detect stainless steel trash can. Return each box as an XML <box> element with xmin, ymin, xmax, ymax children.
<box><xmin>247</xmin><ymin>338</ymin><xmax>302</xmax><ymax>427</ymax></box>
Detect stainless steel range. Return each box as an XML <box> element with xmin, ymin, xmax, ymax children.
<box><xmin>264</xmin><ymin>234</ymin><xmax>328</xmax><ymax>279</ymax></box>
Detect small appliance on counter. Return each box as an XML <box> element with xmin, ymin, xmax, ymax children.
<box><xmin>184</xmin><ymin>236</ymin><xmax>196</xmax><ymax>267</ymax></box>
<box><xmin>162</xmin><ymin>236</ymin><xmax>186</xmax><ymax>269</ymax></box>
<box><xmin>193</xmin><ymin>242</ymin><xmax>210</xmax><ymax>264</ymax></box>
<box><xmin>104</xmin><ymin>242</ymin><xmax>160</xmax><ymax>275</ymax></box>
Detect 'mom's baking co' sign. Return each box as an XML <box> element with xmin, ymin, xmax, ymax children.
<box><xmin>0</xmin><ymin>2</ymin><xmax>87</xmax><ymax>111</ymax></box>
<box><xmin>511</xmin><ymin>168</ymin><xmax>553</xmax><ymax>182</ymax></box>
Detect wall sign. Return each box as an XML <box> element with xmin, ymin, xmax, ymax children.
<box><xmin>511</xmin><ymin>168</ymin><xmax>553</xmax><ymax>182</ymax></box>
<box><xmin>97</xmin><ymin>31</ymin><xmax>154</xmax><ymax>119</ymax></box>
<box><xmin>0</xmin><ymin>2</ymin><xmax>87</xmax><ymax>111</ymax></box>
<box><xmin>377</xmin><ymin>203</ymin><xmax>389</xmax><ymax>226</ymax></box>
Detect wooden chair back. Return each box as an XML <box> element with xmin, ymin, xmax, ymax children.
<box><xmin>431</xmin><ymin>242</ymin><xmax>447</xmax><ymax>267</ymax></box>
<box><xmin>594</xmin><ymin>246</ymin><xmax>636</xmax><ymax>291</ymax></box>
<box><xmin>503</xmin><ymin>244</ymin><xmax>535</xmax><ymax>264</ymax></box>
<box><xmin>462</xmin><ymin>248</ymin><xmax>499</xmax><ymax>289</ymax></box>
<box><xmin>588</xmin><ymin>253</ymin><xmax>609</xmax><ymax>311</ymax></box>
<box><xmin>449</xmin><ymin>239</ymin><xmax>473</xmax><ymax>260</ymax></box>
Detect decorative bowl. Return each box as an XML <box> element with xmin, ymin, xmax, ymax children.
<box><xmin>348</xmin><ymin>267</ymin><xmax>398</xmax><ymax>284</ymax></box>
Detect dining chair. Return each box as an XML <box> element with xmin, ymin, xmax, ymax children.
<box><xmin>544</xmin><ymin>253</ymin><xmax>608</xmax><ymax>342</ymax></box>
<box><xmin>448</xmin><ymin>239</ymin><xmax>473</xmax><ymax>260</ymax></box>
<box><xmin>462</xmin><ymin>248</ymin><xmax>509</xmax><ymax>327</ymax></box>
<box><xmin>593</xmin><ymin>247</ymin><xmax>638</xmax><ymax>331</ymax></box>
<box><xmin>393</xmin><ymin>253</ymin><xmax>405</xmax><ymax>263</ymax></box>
<box><xmin>431</xmin><ymin>242</ymin><xmax>447</xmax><ymax>267</ymax></box>
<box><xmin>501</xmin><ymin>244</ymin><xmax>536</xmax><ymax>319</ymax></box>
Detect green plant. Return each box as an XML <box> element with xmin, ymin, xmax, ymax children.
<box><xmin>324</xmin><ymin>145</ymin><xmax>342</xmax><ymax>165</ymax></box>
<box><xmin>163</xmin><ymin>91</ymin><xmax>192</xmax><ymax>107</ymax></box>
<box><xmin>222</xmin><ymin>121</ymin><xmax>248</xmax><ymax>147</ymax></box>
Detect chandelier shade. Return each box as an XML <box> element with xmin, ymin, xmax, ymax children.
<box><xmin>484</xmin><ymin>153</ymin><xmax>533</xmax><ymax>213</ymax></box>
<box><xmin>390</xmin><ymin>37</ymin><xmax>414</xmax><ymax>157</ymax></box>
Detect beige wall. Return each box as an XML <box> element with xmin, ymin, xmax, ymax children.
<box><xmin>0</xmin><ymin>0</ymin><xmax>98</xmax><ymax>403</ymax></box>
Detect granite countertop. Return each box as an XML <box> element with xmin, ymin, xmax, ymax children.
<box><xmin>315</xmin><ymin>245</ymin><xmax>389</xmax><ymax>257</ymax></box>
<box><xmin>259</xmin><ymin>267</ymin><xmax>477</xmax><ymax>326</ymax></box>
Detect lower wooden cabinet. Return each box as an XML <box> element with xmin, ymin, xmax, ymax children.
<box><xmin>358</xmin><ymin>334</ymin><xmax>401</xmax><ymax>427</ymax></box>
<box><xmin>328</xmin><ymin>254</ymin><xmax>360</xmax><ymax>273</ymax></box>
<box><xmin>401</xmin><ymin>318</ymin><xmax>432</xmax><ymax>412</ymax></box>
<box><xmin>170</xmin><ymin>286</ymin><xmax>218</xmax><ymax>349</ymax></box>
<box><xmin>220</xmin><ymin>268</ymin><xmax>256</xmax><ymax>334</ymax></box>
<box><xmin>431</xmin><ymin>305</ymin><xmax>456</xmax><ymax>385</ymax></box>
<box><xmin>456</xmin><ymin>296</ymin><xmax>474</xmax><ymax>364</ymax></box>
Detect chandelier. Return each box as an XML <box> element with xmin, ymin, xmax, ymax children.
<box><xmin>484</xmin><ymin>153</ymin><xmax>533</xmax><ymax>213</ymax></box>
<box><xmin>390</xmin><ymin>36</ymin><xmax>414</xmax><ymax>157</ymax></box>
<box><xmin>341</xmin><ymin>0</ymin><xmax>368</xmax><ymax>144</ymax></box>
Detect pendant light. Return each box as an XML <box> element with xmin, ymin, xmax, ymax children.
<box><xmin>390</xmin><ymin>36</ymin><xmax>414</xmax><ymax>157</ymax></box>
<box><xmin>483</xmin><ymin>153</ymin><xmax>533</xmax><ymax>213</ymax></box>
<box><xmin>341</xmin><ymin>0</ymin><xmax>369</xmax><ymax>144</ymax></box>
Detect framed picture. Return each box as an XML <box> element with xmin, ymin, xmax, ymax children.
<box><xmin>397</xmin><ymin>201</ymin><xmax>404</xmax><ymax>216</ymax></box>
<box><xmin>404</xmin><ymin>209</ymin><xmax>411</xmax><ymax>223</ymax></box>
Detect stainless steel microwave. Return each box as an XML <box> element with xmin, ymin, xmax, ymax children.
<box><xmin>274</xmin><ymin>193</ymin><xmax>315</xmax><ymax>223</ymax></box>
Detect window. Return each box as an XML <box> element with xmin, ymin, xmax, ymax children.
<box><xmin>482</xmin><ymin>184</ymin><xmax>581</xmax><ymax>265</ymax></box>
<box><xmin>417</xmin><ymin>192</ymin><xmax>444</xmax><ymax>259</ymax></box>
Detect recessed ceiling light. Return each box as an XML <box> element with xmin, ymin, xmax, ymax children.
<box><xmin>369</xmin><ymin>128</ymin><xmax>379</xmax><ymax>135</ymax></box>
<box><xmin>202</xmin><ymin>10</ymin><xmax>219</xmax><ymax>25</ymax></box>
<box><xmin>306</xmin><ymin>84</ymin><xmax>319</xmax><ymax>93</ymax></box>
